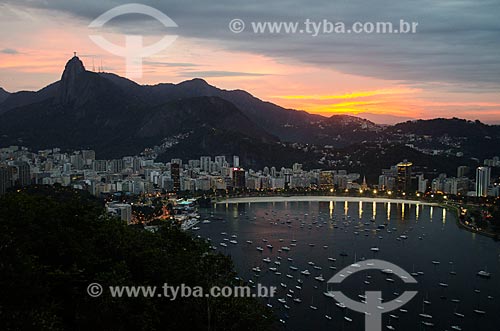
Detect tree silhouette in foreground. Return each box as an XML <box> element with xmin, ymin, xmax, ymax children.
<box><xmin>0</xmin><ymin>185</ymin><xmax>275</xmax><ymax>330</ymax></box>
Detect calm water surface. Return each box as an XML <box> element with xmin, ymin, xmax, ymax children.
<box><xmin>195</xmin><ymin>199</ymin><xmax>500</xmax><ymax>331</ymax></box>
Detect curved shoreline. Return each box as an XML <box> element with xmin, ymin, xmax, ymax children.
<box><xmin>216</xmin><ymin>196</ymin><xmax>439</xmax><ymax>206</ymax></box>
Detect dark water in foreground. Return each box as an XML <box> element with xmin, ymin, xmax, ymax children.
<box><xmin>195</xmin><ymin>199</ymin><xmax>500</xmax><ymax>331</ymax></box>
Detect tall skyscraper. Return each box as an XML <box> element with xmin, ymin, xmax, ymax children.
<box><xmin>417</xmin><ymin>174</ymin><xmax>428</xmax><ymax>193</ymax></box>
<box><xmin>0</xmin><ymin>165</ymin><xmax>12</xmax><ymax>195</ymax></box>
<box><xmin>14</xmin><ymin>161</ymin><xmax>31</xmax><ymax>187</ymax></box>
<box><xmin>93</xmin><ymin>160</ymin><xmax>108</xmax><ymax>172</ymax></box>
<box><xmin>396</xmin><ymin>161</ymin><xmax>412</xmax><ymax>193</ymax></box>
<box><xmin>171</xmin><ymin>163</ymin><xmax>181</xmax><ymax>192</ymax></box>
<box><xmin>475</xmin><ymin>166</ymin><xmax>491</xmax><ymax>197</ymax></box>
<box><xmin>232</xmin><ymin>167</ymin><xmax>245</xmax><ymax>189</ymax></box>
<box><xmin>200</xmin><ymin>156</ymin><xmax>211</xmax><ymax>172</ymax></box>
<box><xmin>215</xmin><ymin>156</ymin><xmax>226</xmax><ymax>167</ymax></box>
<box><xmin>233</xmin><ymin>155</ymin><xmax>240</xmax><ymax>168</ymax></box>
<box><xmin>109</xmin><ymin>159</ymin><xmax>124</xmax><ymax>173</ymax></box>
<box><xmin>457</xmin><ymin>165</ymin><xmax>469</xmax><ymax>178</ymax></box>
<box><xmin>319</xmin><ymin>171</ymin><xmax>334</xmax><ymax>191</ymax></box>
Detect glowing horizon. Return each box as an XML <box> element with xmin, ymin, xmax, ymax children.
<box><xmin>1</xmin><ymin>2</ymin><xmax>500</xmax><ymax>124</ymax></box>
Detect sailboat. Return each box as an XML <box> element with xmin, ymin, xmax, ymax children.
<box><xmin>418</xmin><ymin>299</ymin><xmax>433</xmax><ymax>319</ymax></box>
<box><xmin>309</xmin><ymin>296</ymin><xmax>318</xmax><ymax>310</ymax></box>
<box><xmin>477</xmin><ymin>268</ymin><xmax>491</xmax><ymax>278</ymax></box>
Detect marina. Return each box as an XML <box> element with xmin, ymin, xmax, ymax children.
<box><xmin>194</xmin><ymin>198</ymin><xmax>500</xmax><ymax>330</ymax></box>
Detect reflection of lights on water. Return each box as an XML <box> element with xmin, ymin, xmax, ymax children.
<box><xmin>442</xmin><ymin>208</ymin><xmax>446</xmax><ymax>224</ymax></box>
<box><xmin>430</xmin><ymin>206</ymin><xmax>433</xmax><ymax>221</ymax></box>
<box><xmin>358</xmin><ymin>201</ymin><xmax>363</xmax><ymax>219</ymax></box>
<box><xmin>344</xmin><ymin>201</ymin><xmax>348</xmax><ymax>216</ymax></box>
<box><xmin>372</xmin><ymin>201</ymin><xmax>376</xmax><ymax>219</ymax></box>
<box><xmin>402</xmin><ymin>203</ymin><xmax>405</xmax><ymax>220</ymax></box>
<box><xmin>387</xmin><ymin>202</ymin><xmax>391</xmax><ymax>221</ymax></box>
<box><xmin>416</xmin><ymin>204</ymin><xmax>420</xmax><ymax>221</ymax></box>
<box><xmin>329</xmin><ymin>201</ymin><xmax>334</xmax><ymax>218</ymax></box>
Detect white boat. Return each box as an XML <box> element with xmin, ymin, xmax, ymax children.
<box><xmin>282</xmin><ymin>246</ymin><xmax>291</xmax><ymax>251</ymax></box>
<box><xmin>252</xmin><ymin>267</ymin><xmax>261</xmax><ymax>273</ymax></box>
<box><xmin>314</xmin><ymin>275</ymin><xmax>325</xmax><ymax>282</ymax></box>
<box><xmin>301</xmin><ymin>270</ymin><xmax>311</xmax><ymax>276</ymax></box>
<box><xmin>370</xmin><ymin>247</ymin><xmax>380</xmax><ymax>252</ymax></box>
<box><xmin>229</xmin><ymin>240</ymin><xmax>237</xmax><ymax>244</ymax></box>
<box><xmin>266</xmin><ymin>244</ymin><xmax>273</xmax><ymax>249</ymax></box>
<box><xmin>289</xmin><ymin>266</ymin><xmax>298</xmax><ymax>271</ymax></box>
<box><xmin>477</xmin><ymin>270</ymin><xmax>491</xmax><ymax>278</ymax></box>
<box><xmin>262</xmin><ymin>257</ymin><xmax>271</xmax><ymax>263</ymax></box>
<box><xmin>220</xmin><ymin>243</ymin><xmax>228</xmax><ymax>247</ymax></box>
<box><xmin>323</xmin><ymin>291</ymin><xmax>335</xmax><ymax>298</ymax></box>
<box><xmin>293</xmin><ymin>298</ymin><xmax>302</xmax><ymax>303</ymax></box>
<box><xmin>245</xmin><ymin>240</ymin><xmax>253</xmax><ymax>244</ymax></box>
<box><xmin>256</xmin><ymin>246</ymin><xmax>264</xmax><ymax>251</ymax></box>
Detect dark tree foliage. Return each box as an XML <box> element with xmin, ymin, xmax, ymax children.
<box><xmin>0</xmin><ymin>186</ymin><xmax>275</xmax><ymax>330</ymax></box>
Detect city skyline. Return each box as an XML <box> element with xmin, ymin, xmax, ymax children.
<box><xmin>1</xmin><ymin>1</ymin><xmax>500</xmax><ymax>124</ymax></box>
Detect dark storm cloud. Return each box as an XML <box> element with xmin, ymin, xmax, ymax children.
<box><xmin>5</xmin><ymin>0</ymin><xmax>500</xmax><ymax>91</ymax></box>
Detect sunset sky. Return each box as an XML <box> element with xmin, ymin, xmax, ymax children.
<box><xmin>1</xmin><ymin>0</ymin><xmax>500</xmax><ymax>124</ymax></box>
